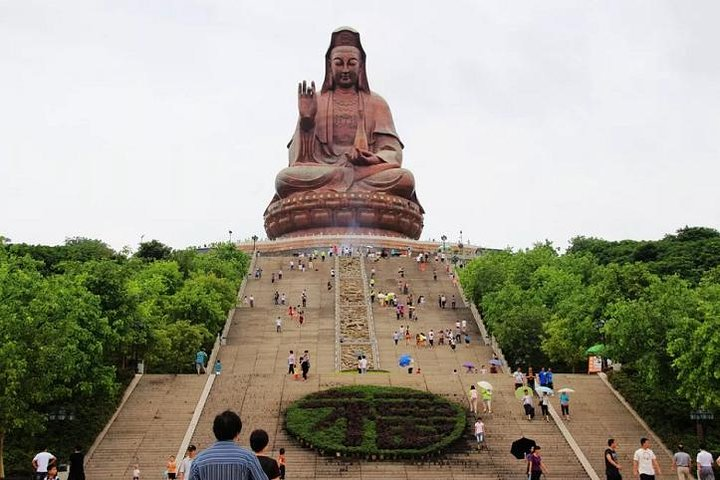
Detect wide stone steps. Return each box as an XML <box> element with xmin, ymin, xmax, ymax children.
<box><xmin>84</xmin><ymin>374</ymin><xmax>206</xmax><ymax>479</ymax></box>
<box><xmin>554</xmin><ymin>374</ymin><xmax>675</xmax><ymax>479</ymax></box>
<box><xmin>88</xmin><ymin>252</ymin><xmax>676</xmax><ymax>479</ymax></box>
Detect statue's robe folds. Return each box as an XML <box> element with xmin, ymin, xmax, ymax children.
<box><xmin>273</xmin><ymin>91</ymin><xmax>422</xmax><ymax>210</ymax></box>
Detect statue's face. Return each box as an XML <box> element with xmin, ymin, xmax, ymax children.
<box><xmin>330</xmin><ymin>46</ymin><xmax>361</xmax><ymax>89</ymax></box>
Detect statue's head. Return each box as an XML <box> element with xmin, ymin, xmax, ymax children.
<box><xmin>322</xmin><ymin>27</ymin><xmax>370</xmax><ymax>93</ymax></box>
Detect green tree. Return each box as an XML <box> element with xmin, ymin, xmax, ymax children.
<box><xmin>603</xmin><ymin>275</ymin><xmax>697</xmax><ymax>388</ymax></box>
<box><xmin>191</xmin><ymin>243</ymin><xmax>250</xmax><ymax>286</ymax></box>
<box><xmin>144</xmin><ymin>321</ymin><xmax>213</xmax><ymax>373</ymax></box>
<box><xmin>168</xmin><ymin>273</ymin><xmax>236</xmax><ymax>336</ymax></box>
<box><xmin>0</xmin><ymin>251</ymin><xmax>117</xmax><ymax>477</ymax></box>
<box><xmin>667</xmin><ymin>278</ymin><xmax>720</xmax><ymax>409</ymax></box>
<box><xmin>62</xmin><ymin>237</ymin><xmax>117</xmax><ymax>262</ymax></box>
<box><xmin>136</xmin><ymin>239</ymin><xmax>173</xmax><ymax>261</ymax></box>
<box><xmin>533</xmin><ymin>261</ymin><xmax>603</xmax><ymax>370</ymax></box>
<box><xmin>458</xmin><ymin>250</ymin><xmax>511</xmax><ymax>305</ymax></box>
<box><xmin>483</xmin><ymin>284</ymin><xmax>550</xmax><ymax>367</ymax></box>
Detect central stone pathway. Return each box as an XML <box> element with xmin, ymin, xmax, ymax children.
<box><xmin>336</xmin><ymin>256</ymin><xmax>380</xmax><ymax>370</ymax></box>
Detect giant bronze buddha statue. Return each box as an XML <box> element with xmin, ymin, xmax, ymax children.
<box><xmin>264</xmin><ymin>28</ymin><xmax>423</xmax><ymax>239</ymax></box>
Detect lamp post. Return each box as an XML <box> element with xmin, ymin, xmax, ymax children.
<box><xmin>228</xmin><ymin>230</ymin><xmax>233</xmax><ymax>243</ymax></box>
<box><xmin>441</xmin><ymin>234</ymin><xmax>447</xmax><ymax>252</ymax></box>
<box><xmin>251</xmin><ymin>234</ymin><xmax>258</xmax><ymax>252</ymax></box>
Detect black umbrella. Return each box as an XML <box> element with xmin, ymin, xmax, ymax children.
<box><xmin>510</xmin><ymin>437</ymin><xmax>536</xmax><ymax>460</ymax></box>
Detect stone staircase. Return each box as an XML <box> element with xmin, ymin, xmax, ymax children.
<box><xmin>84</xmin><ymin>374</ymin><xmax>206</xmax><ymax>479</ymax></box>
<box><xmin>554</xmin><ymin>373</ymin><xmax>675</xmax><ymax>479</ymax></box>
<box><xmin>189</xmin><ymin>254</ymin><xmax>336</xmax><ymax>478</ymax></box>
<box><xmin>87</xmin><ymin>250</ymin><xmax>678</xmax><ymax>480</ymax></box>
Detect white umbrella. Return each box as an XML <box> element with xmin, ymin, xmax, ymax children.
<box><xmin>536</xmin><ymin>386</ymin><xmax>554</xmax><ymax>396</ymax></box>
<box><xmin>477</xmin><ymin>381</ymin><xmax>493</xmax><ymax>391</ymax></box>
<box><xmin>557</xmin><ymin>388</ymin><xmax>575</xmax><ymax>393</ymax></box>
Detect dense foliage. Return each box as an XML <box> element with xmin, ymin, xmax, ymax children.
<box><xmin>285</xmin><ymin>386</ymin><xmax>466</xmax><ymax>459</ymax></box>
<box><xmin>0</xmin><ymin>238</ymin><xmax>248</xmax><ymax>477</ymax></box>
<box><xmin>459</xmin><ymin>226</ymin><xmax>720</xmax><ymax>453</ymax></box>
<box><xmin>569</xmin><ymin>226</ymin><xmax>720</xmax><ymax>284</ymax></box>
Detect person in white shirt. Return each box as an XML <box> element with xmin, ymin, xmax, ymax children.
<box><xmin>474</xmin><ymin>417</ymin><xmax>485</xmax><ymax>449</ymax></box>
<box><xmin>178</xmin><ymin>445</ymin><xmax>197</xmax><ymax>480</ymax></box>
<box><xmin>696</xmin><ymin>445</ymin><xmax>715</xmax><ymax>480</ymax></box>
<box><xmin>32</xmin><ymin>448</ymin><xmax>56</xmax><ymax>480</ymax></box>
<box><xmin>633</xmin><ymin>437</ymin><xmax>661</xmax><ymax>479</ymax></box>
<box><xmin>359</xmin><ymin>356</ymin><xmax>368</xmax><ymax>374</ymax></box>
<box><xmin>275</xmin><ymin>316</ymin><xmax>282</xmax><ymax>333</ymax></box>
<box><xmin>513</xmin><ymin>368</ymin><xmax>525</xmax><ymax>390</ymax></box>
<box><xmin>287</xmin><ymin>350</ymin><xmax>296</xmax><ymax>375</ymax></box>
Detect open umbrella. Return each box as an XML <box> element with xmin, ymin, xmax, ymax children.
<box><xmin>536</xmin><ymin>386</ymin><xmax>554</xmax><ymax>396</ymax></box>
<box><xmin>510</xmin><ymin>437</ymin><xmax>536</xmax><ymax>459</ymax></box>
<box><xmin>515</xmin><ymin>386</ymin><xmax>533</xmax><ymax>400</ymax></box>
<box><xmin>557</xmin><ymin>387</ymin><xmax>575</xmax><ymax>393</ymax></box>
<box><xmin>489</xmin><ymin>358</ymin><xmax>502</xmax><ymax>366</ymax></box>
<box><xmin>586</xmin><ymin>343</ymin><xmax>606</xmax><ymax>356</ymax></box>
<box><xmin>398</xmin><ymin>354</ymin><xmax>412</xmax><ymax>367</ymax></box>
<box><xmin>477</xmin><ymin>381</ymin><xmax>493</xmax><ymax>391</ymax></box>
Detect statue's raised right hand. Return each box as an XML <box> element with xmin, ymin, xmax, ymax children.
<box><xmin>298</xmin><ymin>80</ymin><xmax>317</xmax><ymax>121</ymax></box>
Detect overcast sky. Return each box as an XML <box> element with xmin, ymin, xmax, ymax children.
<box><xmin>2</xmin><ymin>1</ymin><xmax>719</xmax><ymax>251</ymax></box>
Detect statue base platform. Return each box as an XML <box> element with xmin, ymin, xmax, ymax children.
<box><xmin>264</xmin><ymin>191</ymin><xmax>423</xmax><ymax>240</ymax></box>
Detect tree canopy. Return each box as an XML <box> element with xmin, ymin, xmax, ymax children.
<box><xmin>0</xmin><ymin>240</ymin><xmax>248</xmax><ymax>476</ymax></box>
<box><xmin>459</xmin><ymin>226</ymin><xmax>720</xmax><ymax>452</ymax></box>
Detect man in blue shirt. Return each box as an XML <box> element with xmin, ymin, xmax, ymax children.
<box><xmin>546</xmin><ymin>368</ymin><xmax>554</xmax><ymax>391</ymax></box>
<box><xmin>190</xmin><ymin>410</ymin><xmax>266</xmax><ymax>480</ymax></box>
<box><xmin>538</xmin><ymin>368</ymin><xmax>547</xmax><ymax>388</ymax></box>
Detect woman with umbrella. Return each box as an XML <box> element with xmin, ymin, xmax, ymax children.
<box><xmin>463</xmin><ymin>362</ymin><xmax>477</xmax><ymax>374</ymax></box>
<box><xmin>482</xmin><ymin>387</ymin><xmax>493</xmax><ymax>414</ymax></box>
<box><xmin>558</xmin><ymin>388</ymin><xmax>574</xmax><ymax>420</ymax></box>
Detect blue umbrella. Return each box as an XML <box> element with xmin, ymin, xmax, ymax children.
<box><xmin>489</xmin><ymin>358</ymin><xmax>502</xmax><ymax>366</ymax></box>
<box><xmin>398</xmin><ymin>354</ymin><xmax>412</xmax><ymax>367</ymax></box>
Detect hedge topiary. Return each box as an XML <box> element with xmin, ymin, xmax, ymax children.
<box><xmin>285</xmin><ymin>385</ymin><xmax>466</xmax><ymax>459</ymax></box>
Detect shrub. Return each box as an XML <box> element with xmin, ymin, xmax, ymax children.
<box><xmin>285</xmin><ymin>385</ymin><xmax>466</xmax><ymax>459</ymax></box>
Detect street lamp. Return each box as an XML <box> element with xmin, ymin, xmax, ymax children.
<box><xmin>228</xmin><ymin>230</ymin><xmax>233</xmax><ymax>243</ymax></box>
<box><xmin>251</xmin><ymin>234</ymin><xmax>259</xmax><ymax>252</ymax></box>
<box><xmin>441</xmin><ymin>235</ymin><xmax>447</xmax><ymax>252</ymax></box>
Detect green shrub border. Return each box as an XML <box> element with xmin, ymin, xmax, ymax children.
<box><xmin>285</xmin><ymin>385</ymin><xmax>466</xmax><ymax>460</ymax></box>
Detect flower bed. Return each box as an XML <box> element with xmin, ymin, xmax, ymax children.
<box><xmin>285</xmin><ymin>385</ymin><xmax>466</xmax><ymax>459</ymax></box>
